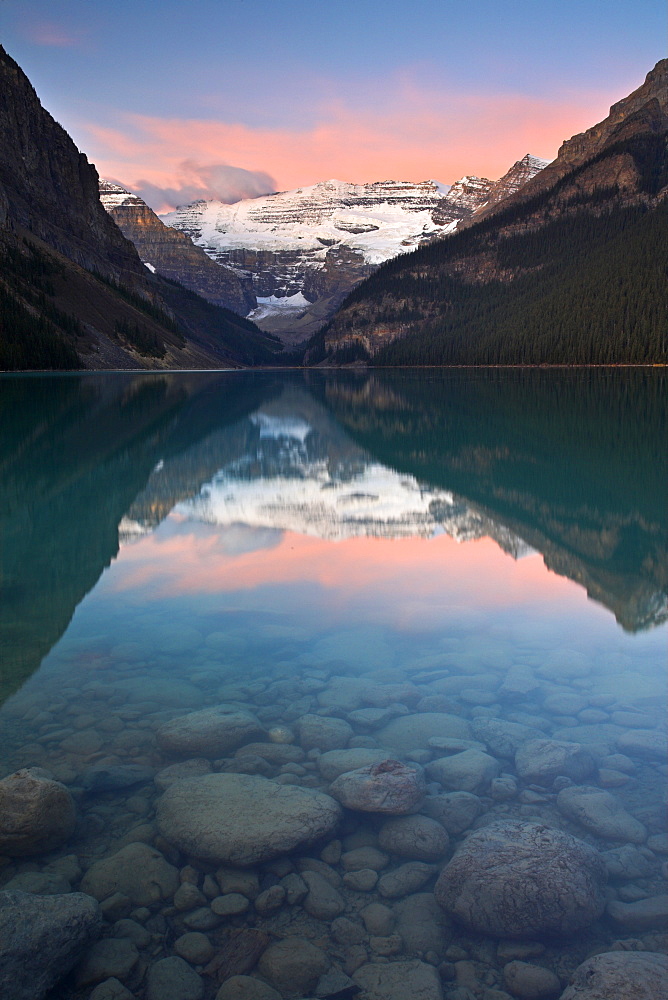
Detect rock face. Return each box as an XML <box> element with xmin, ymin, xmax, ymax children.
<box><xmin>0</xmin><ymin>768</ymin><xmax>76</xmax><ymax>856</ymax></box>
<box><xmin>156</xmin><ymin>773</ymin><xmax>342</xmax><ymax>865</ymax></box>
<box><xmin>559</xmin><ymin>951</ymin><xmax>668</xmax><ymax>1000</ymax></box>
<box><xmin>329</xmin><ymin>760</ymin><xmax>426</xmax><ymax>814</ymax></box>
<box><xmin>434</xmin><ymin>821</ymin><xmax>607</xmax><ymax>938</ymax></box>
<box><xmin>0</xmin><ymin>889</ymin><xmax>102</xmax><ymax>1000</ymax></box>
<box><xmin>156</xmin><ymin>706</ymin><xmax>264</xmax><ymax>757</ymax></box>
<box><xmin>99</xmin><ymin>181</ymin><xmax>255</xmax><ymax>315</ymax></box>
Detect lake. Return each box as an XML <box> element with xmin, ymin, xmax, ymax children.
<box><xmin>1</xmin><ymin>368</ymin><xmax>666</xmax><ymax>1000</ymax></box>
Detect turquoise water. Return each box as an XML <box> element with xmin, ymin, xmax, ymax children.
<box><xmin>0</xmin><ymin>369</ymin><xmax>666</xmax><ymax>999</ymax></box>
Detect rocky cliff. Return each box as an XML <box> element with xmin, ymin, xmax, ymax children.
<box><xmin>99</xmin><ymin>181</ymin><xmax>256</xmax><ymax>315</ymax></box>
<box><xmin>0</xmin><ymin>45</ymin><xmax>279</xmax><ymax>370</ymax></box>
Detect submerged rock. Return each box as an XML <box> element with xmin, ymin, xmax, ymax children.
<box><xmin>156</xmin><ymin>706</ymin><xmax>264</xmax><ymax>757</ymax></box>
<box><xmin>376</xmin><ymin>713</ymin><xmax>472</xmax><ymax>754</ymax></box>
<box><xmin>257</xmin><ymin>937</ymin><xmax>329</xmax><ymax>997</ymax></box>
<box><xmin>556</xmin><ymin>786</ymin><xmax>647</xmax><ymax>843</ymax></box>
<box><xmin>378</xmin><ymin>814</ymin><xmax>449</xmax><ymax>861</ymax></box>
<box><xmin>0</xmin><ymin>889</ymin><xmax>102</xmax><ymax>1000</ymax></box>
<box><xmin>426</xmin><ymin>749</ymin><xmax>500</xmax><ymax>792</ymax></box>
<box><xmin>515</xmin><ymin>739</ymin><xmax>596</xmax><ymax>785</ymax></box>
<box><xmin>156</xmin><ymin>773</ymin><xmax>341</xmax><ymax>865</ymax></box>
<box><xmin>559</xmin><ymin>951</ymin><xmax>668</xmax><ymax>1000</ymax></box>
<box><xmin>329</xmin><ymin>760</ymin><xmax>426</xmax><ymax>814</ymax></box>
<box><xmin>80</xmin><ymin>843</ymin><xmax>179</xmax><ymax>905</ymax></box>
<box><xmin>434</xmin><ymin>821</ymin><xmax>607</xmax><ymax>938</ymax></box>
<box><xmin>0</xmin><ymin>768</ymin><xmax>76</xmax><ymax>857</ymax></box>
<box><xmin>353</xmin><ymin>960</ymin><xmax>442</xmax><ymax>1000</ymax></box>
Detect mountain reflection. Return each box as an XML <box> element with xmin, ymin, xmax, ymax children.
<box><xmin>1</xmin><ymin>368</ymin><xmax>665</xmax><ymax>703</ymax></box>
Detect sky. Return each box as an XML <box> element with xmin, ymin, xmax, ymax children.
<box><xmin>1</xmin><ymin>0</ymin><xmax>665</xmax><ymax>212</ymax></box>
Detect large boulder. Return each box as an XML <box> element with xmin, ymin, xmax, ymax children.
<box><xmin>434</xmin><ymin>821</ymin><xmax>607</xmax><ymax>938</ymax></box>
<box><xmin>80</xmin><ymin>843</ymin><xmax>179</xmax><ymax>905</ymax></box>
<box><xmin>156</xmin><ymin>706</ymin><xmax>264</xmax><ymax>757</ymax></box>
<box><xmin>329</xmin><ymin>760</ymin><xmax>425</xmax><ymax>814</ymax></box>
<box><xmin>559</xmin><ymin>951</ymin><xmax>668</xmax><ymax>1000</ymax></box>
<box><xmin>0</xmin><ymin>768</ymin><xmax>76</xmax><ymax>856</ymax></box>
<box><xmin>0</xmin><ymin>889</ymin><xmax>102</xmax><ymax>1000</ymax></box>
<box><xmin>156</xmin><ymin>773</ymin><xmax>341</xmax><ymax>865</ymax></box>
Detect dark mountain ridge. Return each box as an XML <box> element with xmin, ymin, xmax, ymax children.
<box><xmin>0</xmin><ymin>45</ymin><xmax>280</xmax><ymax>370</ymax></box>
<box><xmin>308</xmin><ymin>60</ymin><xmax>668</xmax><ymax>366</ymax></box>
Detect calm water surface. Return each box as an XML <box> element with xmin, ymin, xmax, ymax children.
<box><xmin>1</xmin><ymin>369</ymin><xmax>666</xmax><ymax>999</ymax></box>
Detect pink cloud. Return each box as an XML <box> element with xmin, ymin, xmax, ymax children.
<box><xmin>79</xmin><ymin>81</ymin><xmax>612</xmax><ymax>209</ymax></box>
<box><xmin>24</xmin><ymin>21</ymin><xmax>84</xmax><ymax>48</ymax></box>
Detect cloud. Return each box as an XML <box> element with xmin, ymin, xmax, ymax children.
<box><xmin>23</xmin><ymin>20</ymin><xmax>83</xmax><ymax>48</ymax></box>
<box><xmin>132</xmin><ymin>160</ymin><xmax>276</xmax><ymax>212</ymax></box>
<box><xmin>79</xmin><ymin>76</ymin><xmax>612</xmax><ymax>209</ymax></box>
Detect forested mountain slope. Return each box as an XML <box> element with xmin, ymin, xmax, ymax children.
<box><xmin>307</xmin><ymin>61</ymin><xmax>667</xmax><ymax>366</ymax></box>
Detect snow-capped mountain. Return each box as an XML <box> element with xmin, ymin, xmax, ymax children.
<box><xmin>171</xmin><ymin>409</ymin><xmax>533</xmax><ymax>555</ymax></box>
<box><xmin>160</xmin><ymin>161</ymin><xmax>547</xmax><ymax>341</ymax></box>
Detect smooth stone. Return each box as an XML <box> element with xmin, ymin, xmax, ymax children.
<box><xmin>3</xmin><ymin>871</ymin><xmax>71</xmax><ymax>895</ymax></box>
<box><xmin>434</xmin><ymin>821</ymin><xmax>607</xmax><ymax>938</ymax></box>
<box><xmin>376</xmin><ymin>713</ymin><xmax>472</xmax><ymax>754</ymax></box>
<box><xmin>377</xmin><ymin>861</ymin><xmax>438</xmax><ymax>898</ymax></box>
<box><xmin>378</xmin><ymin>814</ymin><xmax>449</xmax><ymax>861</ymax></box>
<box><xmin>156</xmin><ymin>773</ymin><xmax>341</xmax><ymax>866</ymax></box>
<box><xmin>341</xmin><ymin>846</ymin><xmax>389</xmax><ymax>871</ymax></box>
<box><xmin>80</xmin><ymin>843</ymin><xmax>179</xmax><ymax>905</ymax></box>
<box><xmin>559</xmin><ymin>951</ymin><xmax>668</xmax><ymax>1000</ymax></box>
<box><xmin>215</xmin><ymin>976</ymin><xmax>282</xmax><ymax>1000</ymax></box>
<box><xmin>422</xmin><ymin>791</ymin><xmax>482</xmax><ymax>834</ymax></box>
<box><xmin>235</xmin><ymin>743</ymin><xmax>305</xmax><ymax>765</ymax></box>
<box><xmin>75</xmin><ymin>939</ymin><xmax>139</xmax><ymax>987</ymax></box>
<box><xmin>361</xmin><ymin>902</ymin><xmax>395</xmax><ymax>935</ymax></box>
<box><xmin>154</xmin><ymin>759</ymin><xmax>213</xmax><ymax>791</ymax></box>
<box><xmin>647</xmin><ymin>832</ymin><xmax>668</xmax><ymax>854</ymax></box>
<box><xmin>343</xmin><ymin>868</ymin><xmax>378</xmax><ymax>891</ymax></box>
<box><xmin>616</xmin><ymin>729</ymin><xmax>667</xmax><ymax>760</ymax></box>
<box><xmin>89</xmin><ymin>978</ymin><xmax>134</xmax><ymax>1000</ymax></box>
<box><xmin>0</xmin><ymin>768</ymin><xmax>76</xmax><ymax>856</ymax></box>
<box><xmin>503</xmin><ymin>961</ymin><xmax>561</xmax><ymax>1000</ymax></box>
<box><xmin>301</xmin><ymin>870</ymin><xmax>345</xmax><ymax>919</ymax></box>
<box><xmin>556</xmin><ymin>786</ymin><xmax>647</xmax><ymax>842</ymax></box>
<box><xmin>349</xmin><ymin>707</ymin><xmax>401</xmax><ymax>729</ymax></box>
<box><xmin>112</xmin><ymin>919</ymin><xmax>151</xmax><ymax>949</ymax></box>
<box><xmin>606</xmin><ymin>894</ymin><xmax>668</xmax><ymax>931</ymax></box>
<box><xmin>426</xmin><ymin>749</ymin><xmax>500</xmax><ymax>793</ymax></box>
<box><xmin>315</xmin><ymin>969</ymin><xmax>359</xmax><ymax>998</ymax></box>
<box><xmin>146</xmin><ymin>956</ymin><xmax>204</xmax><ymax>1000</ymax></box>
<box><xmin>0</xmin><ymin>890</ymin><xmax>102</xmax><ymax>1000</ymax></box>
<box><xmin>254</xmin><ymin>885</ymin><xmax>286</xmax><ymax>914</ymax></box>
<box><xmin>296</xmin><ymin>714</ymin><xmax>354</xmax><ymax>751</ymax></box>
<box><xmin>257</xmin><ymin>937</ymin><xmax>329</xmax><ymax>998</ymax></box>
<box><xmin>216</xmin><ymin>868</ymin><xmax>261</xmax><ymax>898</ymax></box>
<box><xmin>472</xmin><ymin>719</ymin><xmax>543</xmax><ymax>758</ymax></box>
<box><xmin>515</xmin><ymin>740</ymin><xmax>595</xmax><ymax>785</ymax></box>
<box><xmin>353</xmin><ymin>960</ymin><xmax>443</xmax><ymax>1000</ymax></box>
<box><xmin>156</xmin><ymin>706</ymin><xmax>263</xmax><ymax>757</ymax></box>
<box><xmin>393</xmin><ymin>892</ymin><xmax>451</xmax><ymax>959</ymax></box>
<box><xmin>331</xmin><ymin>916</ymin><xmax>366</xmax><ymax>945</ymax></box>
<box><xmin>602</xmin><ymin>844</ymin><xmax>654</xmax><ymax>880</ymax></box>
<box><xmin>329</xmin><ymin>760</ymin><xmax>425</xmax><ymax>814</ymax></box>
<box><xmin>211</xmin><ymin>893</ymin><xmax>250</xmax><ymax>916</ymax></box>
<box><xmin>174</xmin><ymin>883</ymin><xmax>208</xmax><ymax>911</ymax></box>
<box><xmin>81</xmin><ymin>764</ymin><xmax>154</xmax><ymax>793</ymax></box>
<box><xmin>318</xmin><ymin>749</ymin><xmax>391</xmax><ymax>781</ymax></box>
<box><xmin>183</xmin><ymin>907</ymin><xmax>222</xmax><ymax>931</ymax></box>
<box><xmin>175</xmin><ymin>932</ymin><xmax>214</xmax><ymax>965</ymax></box>
<box><xmin>543</xmin><ymin>694</ymin><xmax>588</xmax><ymax>715</ymax></box>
